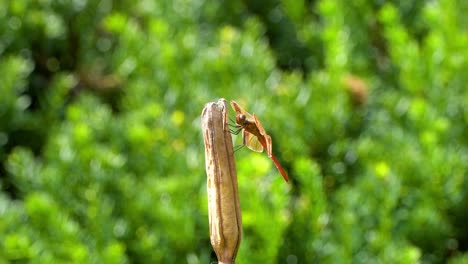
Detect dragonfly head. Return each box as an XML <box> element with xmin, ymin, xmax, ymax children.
<box><xmin>236</xmin><ymin>114</ymin><xmax>247</xmax><ymax>126</ymax></box>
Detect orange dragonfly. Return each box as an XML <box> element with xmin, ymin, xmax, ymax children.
<box><xmin>230</xmin><ymin>100</ymin><xmax>289</xmax><ymax>183</ymax></box>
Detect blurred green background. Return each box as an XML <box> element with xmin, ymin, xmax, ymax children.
<box><xmin>0</xmin><ymin>0</ymin><xmax>467</xmax><ymax>263</ymax></box>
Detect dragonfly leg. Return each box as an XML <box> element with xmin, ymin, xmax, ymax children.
<box><xmin>228</xmin><ymin>118</ymin><xmax>242</xmax><ymax>135</ymax></box>
<box><xmin>233</xmin><ymin>144</ymin><xmax>245</xmax><ymax>152</ymax></box>
<box><xmin>229</xmin><ymin>127</ymin><xmax>242</xmax><ymax>135</ymax></box>
<box><xmin>230</xmin><ymin>129</ymin><xmax>242</xmax><ymax>135</ymax></box>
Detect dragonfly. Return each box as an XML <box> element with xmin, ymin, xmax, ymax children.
<box><xmin>230</xmin><ymin>100</ymin><xmax>289</xmax><ymax>183</ymax></box>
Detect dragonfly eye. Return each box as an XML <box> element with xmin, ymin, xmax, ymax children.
<box><xmin>236</xmin><ymin>114</ymin><xmax>246</xmax><ymax>125</ymax></box>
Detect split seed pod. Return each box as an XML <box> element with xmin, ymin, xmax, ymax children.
<box><xmin>201</xmin><ymin>98</ymin><xmax>242</xmax><ymax>264</ymax></box>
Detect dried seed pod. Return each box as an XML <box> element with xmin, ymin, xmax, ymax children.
<box><xmin>201</xmin><ymin>98</ymin><xmax>242</xmax><ymax>264</ymax></box>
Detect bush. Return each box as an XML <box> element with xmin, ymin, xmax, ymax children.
<box><xmin>1</xmin><ymin>0</ymin><xmax>467</xmax><ymax>263</ymax></box>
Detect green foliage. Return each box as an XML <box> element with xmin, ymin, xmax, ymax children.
<box><xmin>1</xmin><ymin>0</ymin><xmax>467</xmax><ymax>263</ymax></box>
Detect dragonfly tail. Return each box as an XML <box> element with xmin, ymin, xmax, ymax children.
<box><xmin>270</xmin><ymin>154</ymin><xmax>289</xmax><ymax>183</ymax></box>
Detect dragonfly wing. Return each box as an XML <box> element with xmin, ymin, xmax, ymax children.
<box><xmin>231</xmin><ymin>100</ymin><xmax>254</xmax><ymax>120</ymax></box>
<box><xmin>253</xmin><ymin>114</ymin><xmax>272</xmax><ymax>157</ymax></box>
<box><xmin>264</xmin><ymin>134</ymin><xmax>273</xmax><ymax>158</ymax></box>
<box><xmin>243</xmin><ymin>130</ymin><xmax>264</xmax><ymax>152</ymax></box>
<box><xmin>253</xmin><ymin>114</ymin><xmax>266</xmax><ymax>136</ymax></box>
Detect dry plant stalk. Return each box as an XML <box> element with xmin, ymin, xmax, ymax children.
<box><xmin>201</xmin><ymin>98</ymin><xmax>242</xmax><ymax>264</ymax></box>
